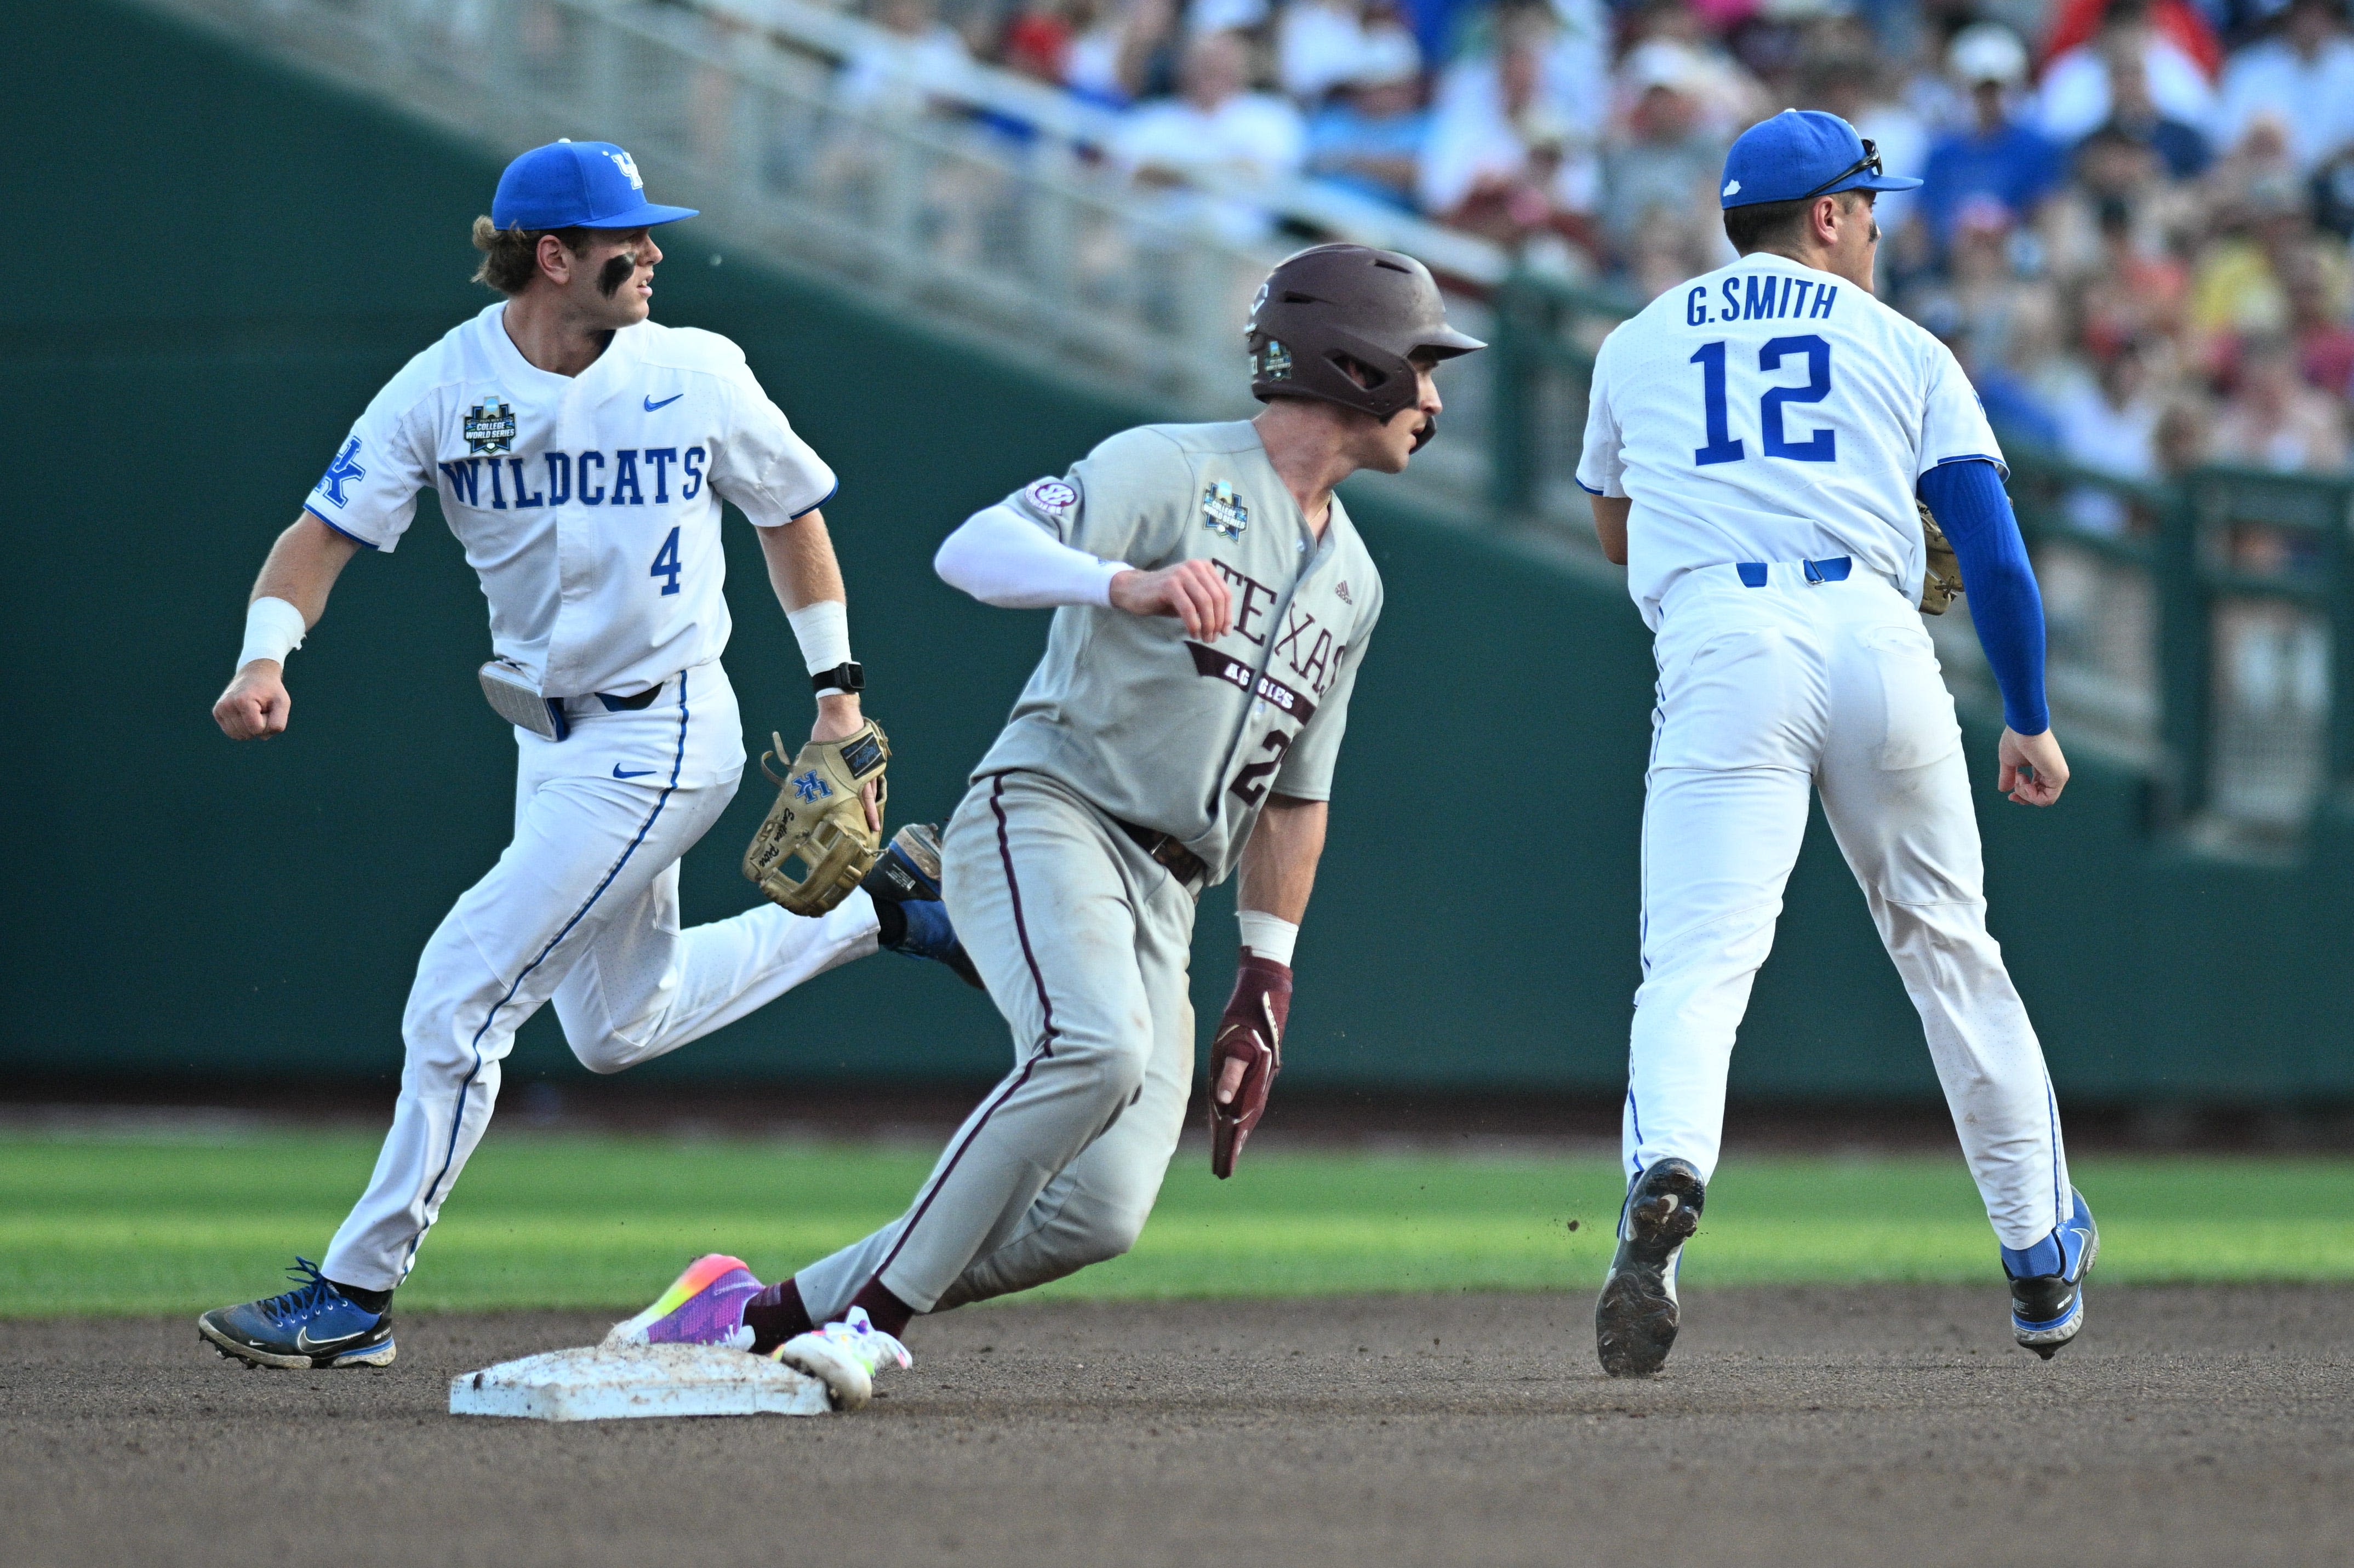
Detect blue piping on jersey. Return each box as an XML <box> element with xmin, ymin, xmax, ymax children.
<box><xmin>1924</xmin><ymin>451</ymin><xmax>2010</xmax><ymax>480</ymax></box>
<box><xmin>1575</xmin><ymin>479</ymin><xmax>1606</xmax><ymax>496</ymax></box>
<box><xmin>397</xmin><ymin>671</ymin><xmax>693</xmax><ymax>1280</ymax></box>
<box><xmin>789</xmin><ymin>481</ymin><xmax>840</xmax><ymax>520</ymax></box>
<box><xmin>303</xmin><ymin>506</ymin><xmax>381</xmax><ymax>550</ymax></box>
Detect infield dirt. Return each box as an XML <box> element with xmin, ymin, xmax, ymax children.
<box><xmin>4</xmin><ymin>1286</ymin><xmax>2347</xmax><ymax>1567</ymax></box>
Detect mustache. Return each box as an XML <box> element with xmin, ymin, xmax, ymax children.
<box><xmin>597</xmin><ymin>251</ymin><xmax>641</xmax><ymax>297</ymax></box>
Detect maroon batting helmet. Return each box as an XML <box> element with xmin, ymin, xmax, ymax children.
<box><xmin>1246</xmin><ymin>244</ymin><xmax>1485</xmax><ymax>425</ymax></box>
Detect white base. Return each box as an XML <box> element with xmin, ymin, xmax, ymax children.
<box><xmin>448</xmin><ymin>1343</ymin><xmax>835</xmax><ymax>1421</ymax></box>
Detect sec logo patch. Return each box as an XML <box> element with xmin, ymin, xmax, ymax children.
<box><xmin>1026</xmin><ymin>479</ymin><xmax>1078</xmax><ymax>512</ymax></box>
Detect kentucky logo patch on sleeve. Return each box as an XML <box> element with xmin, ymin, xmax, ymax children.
<box><xmin>1201</xmin><ymin>480</ymin><xmax>1248</xmax><ymax>540</ymax></box>
<box><xmin>464</xmin><ymin>397</ymin><xmax>518</xmax><ymax>455</ymax></box>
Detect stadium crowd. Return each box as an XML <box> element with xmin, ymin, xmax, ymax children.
<box><xmin>829</xmin><ymin>0</ymin><xmax>2354</xmax><ymax>482</ymax></box>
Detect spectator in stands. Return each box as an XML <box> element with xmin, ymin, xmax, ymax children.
<box><xmin>2280</xmin><ymin>242</ymin><xmax>2354</xmax><ymax>390</ymax></box>
<box><xmin>1304</xmin><ymin>27</ymin><xmax>1430</xmax><ymax>209</ymax></box>
<box><xmin>1595</xmin><ymin>40</ymin><xmax>1727</xmax><ymax>271</ymax></box>
<box><xmin>1116</xmin><ymin>28</ymin><xmax>1306</xmax><ymax>236</ymax></box>
<box><xmin>2210</xmin><ymin>332</ymin><xmax>2351</xmax><ymax>467</ymax></box>
<box><xmin>1419</xmin><ymin>6</ymin><xmax>1598</xmax><ymax>246</ymax></box>
<box><xmin>2099</xmin><ymin>33</ymin><xmax>2213</xmax><ymax>178</ymax></box>
<box><xmin>1002</xmin><ymin>0</ymin><xmax>1078</xmax><ymax>84</ymax></box>
<box><xmin>2055</xmin><ymin>337</ymin><xmax>2167</xmax><ymax>482</ymax></box>
<box><xmin>838</xmin><ymin>0</ymin><xmax>975</xmax><ymax>110</ymax></box>
<box><xmin>1922</xmin><ymin>25</ymin><xmax>2064</xmax><ymax>251</ymax></box>
<box><xmin>2038</xmin><ymin>0</ymin><xmax>2218</xmax><ymax>145</ymax></box>
<box><xmin>2076</xmin><ymin>196</ymin><xmax>2191</xmax><ymax>356</ymax></box>
<box><xmin>1280</xmin><ymin>0</ymin><xmax>1376</xmax><ymax>103</ymax></box>
<box><xmin>1065</xmin><ymin>0</ymin><xmax>1180</xmax><ymax>106</ymax></box>
<box><xmin>2216</xmin><ymin>0</ymin><xmax>2354</xmax><ymax>172</ymax></box>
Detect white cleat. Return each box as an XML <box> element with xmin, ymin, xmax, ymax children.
<box><xmin>772</xmin><ymin>1306</ymin><xmax>911</xmax><ymax>1411</ymax></box>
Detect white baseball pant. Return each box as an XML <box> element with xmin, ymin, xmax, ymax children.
<box><xmin>1626</xmin><ymin>560</ymin><xmax>2072</xmax><ymax>1251</ymax></box>
<box><xmin>321</xmin><ymin>663</ymin><xmax>879</xmax><ymax>1290</ymax></box>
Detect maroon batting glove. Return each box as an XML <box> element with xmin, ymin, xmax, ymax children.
<box><xmin>1208</xmin><ymin>948</ymin><xmax>1292</xmax><ymax>1179</ymax></box>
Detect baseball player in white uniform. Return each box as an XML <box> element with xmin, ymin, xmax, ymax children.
<box><xmin>1580</xmin><ymin>111</ymin><xmax>2096</xmax><ymax>1377</ymax></box>
<box><xmin>599</xmin><ymin>245</ymin><xmax>1484</xmax><ymax>1411</ymax></box>
<box><xmin>197</xmin><ymin>141</ymin><xmax>972</xmax><ymax>1372</ymax></box>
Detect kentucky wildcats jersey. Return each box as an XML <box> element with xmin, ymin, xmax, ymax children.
<box><xmin>1577</xmin><ymin>251</ymin><xmax>2002</xmax><ymax>630</ymax></box>
<box><xmin>302</xmin><ymin>303</ymin><xmax>836</xmax><ymax>697</ymax></box>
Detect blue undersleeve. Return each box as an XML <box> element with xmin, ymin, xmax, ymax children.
<box><xmin>1917</xmin><ymin>459</ymin><xmax>2049</xmax><ymax>737</ymax></box>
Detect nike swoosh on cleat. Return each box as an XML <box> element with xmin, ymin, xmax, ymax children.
<box><xmin>613</xmin><ymin>765</ymin><xmax>656</xmax><ymax>779</ymax></box>
<box><xmin>643</xmin><ymin>393</ymin><xmax>684</xmax><ymax>411</ymax></box>
<box><xmin>294</xmin><ymin>1326</ymin><xmax>372</xmax><ymax>1353</ymax></box>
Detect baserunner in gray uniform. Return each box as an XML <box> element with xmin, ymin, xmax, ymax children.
<box><xmin>605</xmin><ymin>244</ymin><xmax>1484</xmax><ymax>1409</ymax></box>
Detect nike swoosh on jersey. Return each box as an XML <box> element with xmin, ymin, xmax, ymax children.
<box><xmin>643</xmin><ymin>393</ymin><xmax>684</xmax><ymax>411</ymax></box>
<box><xmin>613</xmin><ymin>765</ymin><xmax>656</xmax><ymax>779</ymax></box>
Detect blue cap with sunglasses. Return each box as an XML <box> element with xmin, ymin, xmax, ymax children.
<box><xmin>1717</xmin><ymin>110</ymin><xmax>1922</xmax><ymax>209</ymax></box>
<box><xmin>490</xmin><ymin>140</ymin><xmax>699</xmax><ymax>231</ymax></box>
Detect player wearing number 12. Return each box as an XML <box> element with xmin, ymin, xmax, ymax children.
<box><xmin>1578</xmin><ymin>111</ymin><xmax>2096</xmax><ymax>1376</ymax></box>
<box><xmin>196</xmin><ymin>141</ymin><xmax>973</xmax><ymax>1372</ymax></box>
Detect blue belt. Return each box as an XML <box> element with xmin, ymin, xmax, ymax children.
<box><xmin>1736</xmin><ymin>556</ymin><xmax>1850</xmax><ymax>587</ymax></box>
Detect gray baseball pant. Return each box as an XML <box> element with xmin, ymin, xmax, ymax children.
<box><xmin>793</xmin><ymin>770</ymin><xmax>1198</xmax><ymax>1319</ymax></box>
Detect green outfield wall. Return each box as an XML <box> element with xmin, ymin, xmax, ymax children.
<box><xmin>5</xmin><ymin>0</ymin><xmax>2348</xmax><ymax>1103</ymax></box>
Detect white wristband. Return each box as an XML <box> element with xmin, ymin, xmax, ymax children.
<box><xmin>1237</xmin><ymin>911</ymin><xmax>1299</xmax><ymax>966</ymax></box>
<box><xmin>238</xmin><ymin>597</ymin><xmax>307</xmax><ymax>670</ymax></box>
<box><xmin>786</xmin><ymin>600</ymin><xmax>854</xmax><ymax>685</ymax></box>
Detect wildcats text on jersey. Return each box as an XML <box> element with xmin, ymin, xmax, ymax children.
<box><xmin>1685</xmin><ymin>275</ymin><xmax>1841</xmax><ymax>327</ymax></box>
<box><xmin>433</xmin><ymin>447</ymin><xmax>709</xmax><ymax>511</ymax></box>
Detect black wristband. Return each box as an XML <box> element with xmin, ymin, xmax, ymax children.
<box><xmin>811</xmin><ymin>661</ymin><xmax>864</xmax><ymax>695</ymax></box>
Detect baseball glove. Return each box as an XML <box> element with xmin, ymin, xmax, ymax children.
<box><xmin>1208</xmin><ymin>952</ymin><xmax>1292</xmax><ymax>1178</ymax></box>
<box><xmin>1918</xmin><ymin>501</ymin><xmax>1965</xmax><ymax>615</ymax></box>
<box><xmin>742</xmin><ymin>718</ymin><xmax>890</xmax><ymax>916</ymax></box>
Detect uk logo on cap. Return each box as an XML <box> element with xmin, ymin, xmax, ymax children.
<box><xmin>491</xmin><ymin>140</ymin><xmax>697</xmax><ymax>231</ymax></box>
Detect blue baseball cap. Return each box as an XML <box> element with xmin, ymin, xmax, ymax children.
<box><xmin>1718</xmin><ymin>110</ymin><xmax>1923</xmax><ymax>209</ymax></box>
<box><xmin>490</xmin><ymin>140</ymin><xmax>699</xmax><ymax>231</ymax></box>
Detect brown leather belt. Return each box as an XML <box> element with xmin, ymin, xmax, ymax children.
<box><xmin>1113</xmin><ymin>817</ymin><xmax>1207</xmax><ymax>892</ymax></box>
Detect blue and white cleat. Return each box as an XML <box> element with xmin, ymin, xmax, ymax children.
<box><xmin>862</xmin><ymin>823</ymin><xmax>983</xmax><ymax>989</ymax></box>
<box><xmin>1595</xmin><ymin>1158</ymin><xmax>1706</xmax><ymax>1377</ymax></box>
<box><xmin>197</xmin><ymin>1258</ymin><xmax>396</xmax><ymax>1369</ymax></box>
<box><xmin>2004</xmin><ymin>1188</ymin><xmax>2099</xmax><ymax>1359</ymax></box>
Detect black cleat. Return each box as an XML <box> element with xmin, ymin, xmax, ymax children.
<box><xmin>861</xmin><ymin>823</ymin><xmax>946</xmax><ymax>903</ymax></box>
<box><xmin>1595</xmin><ymin>1158</ymin><xmax>1705</xmax><ymax>1378</ymax></box>
<box><xmin>2004</xmin><ymin>1188</ymin><xmax>2099</xmax><ymax>1359</ymax></box>
<box><xmin>861</xmin><ymin>825</ymin><xmax>983</xmax><ymax>989</ymax></box>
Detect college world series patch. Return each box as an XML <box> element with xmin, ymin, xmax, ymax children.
<box><xmin>1201</xmin><ymin>480</ymin><xmax>1248</xmax><ymax>540</ymax></box>
<box><xmin>464</xmin><ymin>396</ymin><xmax>518</xmax><ymax>455</ymax></box>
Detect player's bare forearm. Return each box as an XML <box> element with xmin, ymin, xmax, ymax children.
<box><xmin>756</xmin><ymin>510</ymin><xmax>875</xmax><ymax>825</ymax></box>
<box><xmin>213</xmin><ymin>514</ymin><xmax>363</xmax><ymax>741</ymax></box>
<box><xmin>252</xmin><ymin>513</ymin><xmax>363</xmax><ymax>622</ymax></box>
<box><xmin>1237</xmin><ymin>794</ymin><xmax>1327</xmax><ymax>924</ymax></box>
<box><xmin>1590</xmin><ymin>495</ymin><xmax>1630</xmax><ymax>566</ymax></box>
<box><xmin>757</xmin><ymin>507</ymin><xmax>848</xmax><ymax>613</ymax></box>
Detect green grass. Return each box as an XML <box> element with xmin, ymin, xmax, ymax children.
<box><xmin>4</xmin><ymin>1130</ymin><xmax>2352</xmax><ymax>1317</ymax></box>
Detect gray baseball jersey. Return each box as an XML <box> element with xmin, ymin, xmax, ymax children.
<box><xmin>970</xmin><ymin>420</ymin><xmax>1382</xmax><ymax>884</ymax></box>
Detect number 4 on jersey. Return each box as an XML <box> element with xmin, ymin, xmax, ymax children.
<box><xmin>650</xmin><ymin>526</ymin><xmax>682</xmax><ymax>596</ymax></box>
<box><xmin>1690</xmin><ymin>335</ymin><xmax>1836</xmax><ymax>467</ymax></box>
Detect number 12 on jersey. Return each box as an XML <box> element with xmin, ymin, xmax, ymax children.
<box><xmin>1690</xmin><ymin>335</ymin><xmax>1836</xmax><ymax>467</ymax></box>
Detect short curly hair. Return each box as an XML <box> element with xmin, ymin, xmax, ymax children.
<box><xmin>470</xmin><ymin>217</ymin><xmax>593</xmax><ymax>295</ymax></box>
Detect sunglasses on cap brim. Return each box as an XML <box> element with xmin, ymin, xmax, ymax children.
<box><xmin>1801</xmin><ymin>139</ymin><xmax>1881</xmax><ymax>200</ymax></box>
